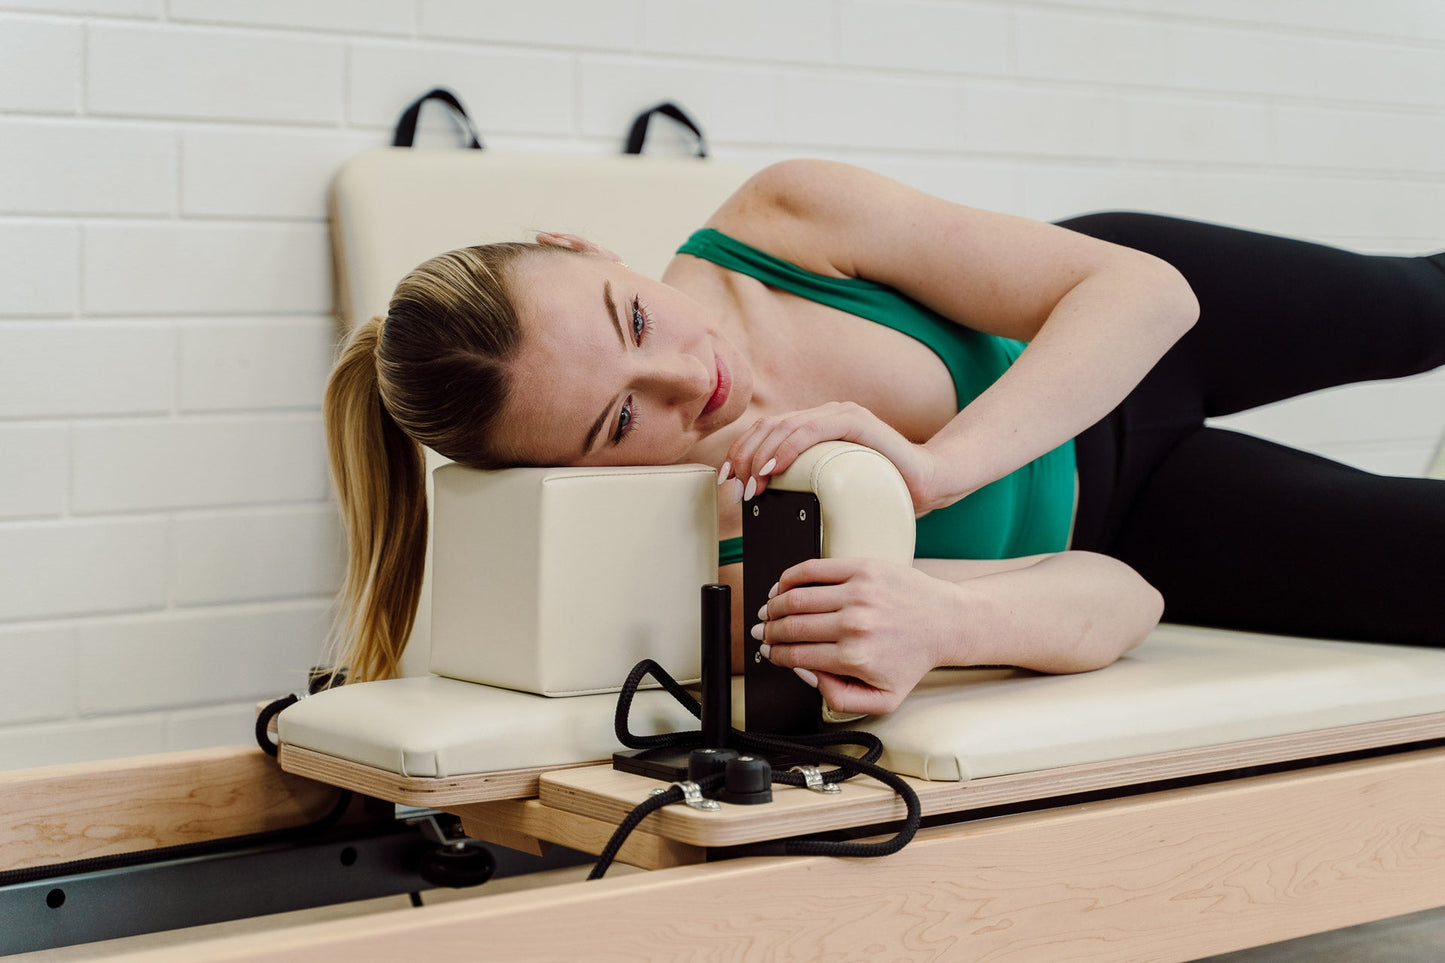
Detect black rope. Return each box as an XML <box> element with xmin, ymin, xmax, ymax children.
<box><xmin>589</xmin><ymin>660</ymin><xmax>921</xmax><ymax>878</ymax></box>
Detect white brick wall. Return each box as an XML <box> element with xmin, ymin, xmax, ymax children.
<box><xmin>1</xmin><ymin>0</ymin><xmax>1443</xmax><ymax>769</ymax></box>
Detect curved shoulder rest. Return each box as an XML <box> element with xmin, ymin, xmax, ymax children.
<box><xmin>765</xmin><ymin>441</ymin><xmax>915</xmax><ymax>565</ymax></box>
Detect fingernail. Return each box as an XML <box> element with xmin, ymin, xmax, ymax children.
<box><xmin>730</xmin><ymin>479</ymin><xmax>744</xmax><ymax>504</ymax></box>
<box><xmin>743</xmin><ymin>477</ymin><xmax>757</xmax><ymax>501</ymax></box>
<box><xmin>768</xmin><ymin>582</ymin><xmax>779</xmax><ymax>599</ymax></box>
<box><xmin>794</xmin><ymin>667</ymin><xmax>819</xmax><ymax>688</ymax></box>
<box><xmin>717</xmin><ymin>461</ymin><xmax>731</xmax><ymax>485</ymax></box>
<box><xmin>750</xmin><ymin>623</ymin><xmax>764</xmax><ymax>641</ymax></box>
<box><xmin>759</xmin><ymin>458</ymin><xmax>776</xmax><ymax>476</ymax></box>
<box><xmin>760</xmin><ymin>643</ymin><xmax>771</xmax><ymax>659</ymax></box>
<box><xmin>757</xmin><ymin>603</ymin><xmax>768</xmax><ymax>621</ymax></box>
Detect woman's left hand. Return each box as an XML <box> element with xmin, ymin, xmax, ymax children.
<box><xmin>723</xmin><ymin>401</ymin><xmax>946</xmax><ymax>515</ymax></box>
<box><xmin>754</xmin><ymin>557</ymin><xmax>963</xmax><ymax>715</ymax></box>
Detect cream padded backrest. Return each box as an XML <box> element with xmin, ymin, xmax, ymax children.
<box><xmin>328</xmin><ymin>148</ymin><xmax>751</xmax><ymax>675</ymax></box>
<box><xmin>430</xmin><ymin>462</ymin><xmax>718</xmax><ymax>696</ymax></box>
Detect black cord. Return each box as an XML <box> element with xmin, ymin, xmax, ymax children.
<box><xmin>589</xmin><ymin>660</ymin><xmax>921</xmax><ymax>879</ymax></box>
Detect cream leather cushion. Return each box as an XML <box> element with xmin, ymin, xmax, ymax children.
<box><xmin>279</xmin><ymin>675</ymin><xmax>701</xmax><ymax>778</ymax></box>
<box><xmin>861</xmin><ymin>623</ymin><xmax>1445</xmax><ymax>780</ymax></box>
<box><xmin>430</xmin><ymin>462</ymin><xmax>718</xmax><ymax>696</ymax></box>
<box><xmin>765</xmin><ymin>440</ymin><xmax>915</xmax><ymax>564</ymax></box>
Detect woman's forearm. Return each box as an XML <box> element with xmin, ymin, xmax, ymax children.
<box><xmin>916</xmin><ymin>552</ymin><xmax>1164</xmax><ymax>674</ymax></box>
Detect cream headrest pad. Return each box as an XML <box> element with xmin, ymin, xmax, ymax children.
<box><xmin>429</xmin><ymin>462</ymin><xmax>718</xmax><ymax>696</ymax></box>
<box><xmin>766</xmin><ymin>441</ymin><xmax>915</xmax><ymax>564</ymax></box>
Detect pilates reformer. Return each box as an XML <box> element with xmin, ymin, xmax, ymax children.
<box><xmin>6</xmin><ymin>98</ymin><xmax>1445</xmax><ymax>961</ymax></box>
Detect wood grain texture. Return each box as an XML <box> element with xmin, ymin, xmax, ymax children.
<box><xmin>541</xmin><ymin>710</ymin><xmax>1445</xmax><ymax>847</ymax></box>
<box><xmin>99</xmin><ymin>748</ymin><xmax>1445</xmax><ymax>963</ymax></box>
<box><xmin>453</xmin><ymin>798</ymin><xmax>704</xmax><ymax>870</ymax></box>
<box><xmin>0</xmin><ymin>746</ymin><xmax>339</xmax><ymax>871</ymax></box>
<box><xmin>278</xmin><ymin>745</ymin><xmax>599</xmax><ymax>806</ymax></box>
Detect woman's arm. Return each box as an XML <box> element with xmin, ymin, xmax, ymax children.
<box><xmin>756</xmin><ymin>553</ymin><xmax>1163</xmax><ymax>715</ymax></box>
<box><xmin>720</xmin><ymin>159</ymin><xmax>1200</xmax><ymax>512</ymax></box>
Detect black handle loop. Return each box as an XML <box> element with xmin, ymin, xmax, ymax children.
<box><xmin>392</xmin><ymin>87</ymin><xmax>484</xmax><ymax>150</ymax></box>
<box><xmin>623</xmin><ymin>101</ymin><xmax>708</xmax><ymax>158</ymax></box>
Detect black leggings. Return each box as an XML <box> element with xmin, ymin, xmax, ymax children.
<box><xmin>1056</xmin><ymin>212</ymin><xmax>1445</xmax><ymax>645</ymax></box>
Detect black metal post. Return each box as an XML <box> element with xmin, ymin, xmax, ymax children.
<box><xmin>700</xmin><ymin>583</ymin><xmax>732</xmax><ymax>749</ymax></box>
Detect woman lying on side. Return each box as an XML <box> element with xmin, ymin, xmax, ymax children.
<box><xmin>325</xmin><ymin>158</ymin><xmax>1445</xmax><ymax>715</ymax></box>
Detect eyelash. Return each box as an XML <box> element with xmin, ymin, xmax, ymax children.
<box><xmin>615</xmin><ymin>298</ymin><xmax>650</xmax><ymax>444</ymax></box>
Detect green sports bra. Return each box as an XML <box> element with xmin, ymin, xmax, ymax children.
<box><xmin>677</xmin><ymin>228</ymin><xmax>1076</xmax><ymax>565</ymax></box>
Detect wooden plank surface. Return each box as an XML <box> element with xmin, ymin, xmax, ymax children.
<box><xmin>99</xmin><ymin>747</ymin><xmax>1445</xmax><ymax>962</ymax></box>
<box><xmin>453</xmin><ymin>798</ymin><xmax>704</xmax><ymax>870</ymax></box>
<box><xmin>0</xmin><ymin>746</ymin><xmax>339</xmax><ymax>871</ymax></box>
<box><xmin>541</xmin><ymin>710</ymin><xmax>1445</xmax><ymax>847</ymax></box>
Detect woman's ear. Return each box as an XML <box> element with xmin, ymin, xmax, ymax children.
<box><xmin>536</xmin><ymin>232</ymin><xmax>626</xmax><ymax>265</ymax></box>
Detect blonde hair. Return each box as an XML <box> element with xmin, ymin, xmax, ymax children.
<box><xmin>323</xmin><ymin>243</ymin><xmax>542</xmax><ymax>684</ymax></box>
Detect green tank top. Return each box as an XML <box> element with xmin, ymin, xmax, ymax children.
<box><xmin>678</xmin><ymin>228</ymin><xmax>1076</xmax><ymax>565</ymax></box>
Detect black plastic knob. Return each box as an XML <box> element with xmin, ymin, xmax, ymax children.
<box><xmin>688</xmin><ymin>747</ymin><xmax>739</xmax><ymax>783</ymax></box>
<box><xmin>719</xmin><ymin>754</ymin><xmax>773</xmax><ymax>805</ymax></box>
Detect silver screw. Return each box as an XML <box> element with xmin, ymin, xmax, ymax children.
<box><xmin>753</xmin><ymin>650</ymin><xmax>762</xmax><ymax>663</ymax></box>
<box><xmin>798</xmin><ymin>509</ymin><xmax>807</xmax><ymax>521</ymax></box>
<box><xmin>752</xmin><ymin>505</ymin><xmax>760</xmax><ymax>517</ymax></box>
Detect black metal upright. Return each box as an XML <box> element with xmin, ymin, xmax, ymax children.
<box><xmin>700</xmin><ymin>583</ymin><xmax>732</xmax><ymax>749</ymax></box>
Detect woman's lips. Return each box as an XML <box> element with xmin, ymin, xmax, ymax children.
<box><xmin>701</xmin><ymin>354</ymin><xmax>731</xmax><ymax>418</ymax></box>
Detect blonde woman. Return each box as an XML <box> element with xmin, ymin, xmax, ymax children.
<box><xmin>325</xmin><ymin>159</ymin><xmax>1445</xmax><ymax>714</ymax></box>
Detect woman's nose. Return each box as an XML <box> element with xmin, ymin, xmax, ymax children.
<box><xmin>640</xmin><ymin>353</ymin><xmax>710</xmax><ymax>405</ymax></box>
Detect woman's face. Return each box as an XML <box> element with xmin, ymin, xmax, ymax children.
<box><xmin>493</xmin><ymin>251</ymin><xmax>751</xmax><ymax>467</ymax></box>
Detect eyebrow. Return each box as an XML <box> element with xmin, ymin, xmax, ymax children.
<box><xmin>582</xmin><ymin>281</ymin><xmax>626</xmax><ymax>456</ymax></box>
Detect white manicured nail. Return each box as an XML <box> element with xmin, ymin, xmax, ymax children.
<box><xmin>759</xmin><ymin>643</ymin><xmax>771</xmax><ymax>659</ymax></box>
<box><xmin>794</xmin><ymin>667</ymin><xmax>819</xmax><ymax>688</ymax></box>
<box><xmin>757</xmin><ymin>604</ymin><xmax>768</xmax><ymax>621</ymax></box>
<box><xmin>768</xmin><ymin>582</ymin><xmax>779</xmax><ymax>599</ymax></box>
<box><xmin>759</xmin><ymin>458</ymin><xmax>776</xmax><ymax>476</ymax></box>
<box><xmin>717</xmin><ymin>461</ymin><xmax>730</xmax><ymax>484</ymax></box>
<box><xmin>743</xmin><ymin>477</ymin><xmax>757</xmax><ymax>501</ymax></box>
<box><xmin>750</xmin><ymin>623</ymin><xmax>764</xmax><ymax>641</ymax></box>
<box><xmin>729</xmin><ymin>479</ymin><xmax>743</xmax><ymax>504</ymax></box>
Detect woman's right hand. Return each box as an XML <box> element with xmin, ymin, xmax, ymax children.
<box><xmin>721</xmin><ymin>401</ymin><xmax>949</xmax><ymax>515</ymax></box>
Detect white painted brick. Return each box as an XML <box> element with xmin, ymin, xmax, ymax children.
<box><xmin>164</xmin><ymin>702</ymin><xmax>258</xmax><ymax>751</ymax></box>
<box><xmin>0</xmin><ymin>715</ymin><xmax>166</xmax><ymax>769</ymax></box>
<box><xmin>182</xmin><ymin>127</ymin><xmax>378</xmax><ymax>219</ymax></box>
<box><xmin>75</xmin><ymin>603</ymin><xmax>328</xmax><ymax>713</ymax></box>
<box><xmin>1116</xmin><ymin>0</ymin><xmax>1445</xmax><ymax>43</ymax></box>
<box><xmin>83</xmin><ymin>222</ymin><xmax>331</xmax><ymax>315</ymax></box>
<box><xmin>170</xmin><ymin>0</ymin><xmax>415</xmax><ymax>36</ymax></box>
<box><xmin>0</xmin><ymin>623</ymin><xmax>76</xmax><ymax>724</ymax></box>
<box><xmin>420</xmin><ymin>0</ymin><xmax>640</xmax><ymax>48</ymax></box>
<box><xmin>0</xmin><ymin>424</ymin><xmax>67</xmax><ymax>519</ymax></box>
<box><xmin>87</xmin><ymin>23</ymin><xmax>345</xmax><ymax>124</ymax></box>
<box><xmin>1177</xmin><ymin>173</ymin><xmax>1445</xmax><ymax>243</ymax></box>
<box><xmin>4</xmin><ymin>0</ymin><xmax>160</xmax><ymax>15</ymax></box>
<box><xmin>838</xmin><ymin>0</ymin><xmax>1009</xmax><ymax>76</ymax></box>
<box><xmin>1015</xmin><ymin>10</ymin><xmax>1172</xmax><ymax>87</ymax></box>
<box><xmin>169</xmin><ymin>505</ymin><xmax>343</xmax><ymax>606</ymax></box>
<box><xmin>960</xmin><ymin>84</ymin><xmax>1123</xmax><ymax>159</ymax></box>
<box><xmin>1121</xmin><ymin>96</ymin><xmax>1272</xmax><ymax>166</ymax></box>
<box><xmin>1017</xmin><ymin>165</ymin><xmax>1181</xmax><ymax>223</ymax></box>
<box><xmin>1274</xmin><ymin>107</ymin><xmax>1445</xmax><ymax>177</ymax></box>
<box><xmin>1165</xmin><ymin>23</ymin><xmax>1303</xmax><ymax>100</ymax></box>
<box><xmin>0</xmin><ymin>322</ymin><xmax>174</xmax><ymax>417</ymax></box>
<box><xmin>71</xmin><ymin>414</ymin><xmax>329</xmax><ymax>513</ymax></box>
<box><xmin>579</xmin><ymin>58</ymin><xmax>783</xmax><ymax>145</ymax></box>
<box><xmin>0</xmin><ymin>16</ymin><xmax>81</xmax><ymax>113</ymax></box>
<box><xmin>0</xmin><ymin>518</ymin><xmax>167</xmax><ymax>620</ymax></box>
<box><xmin>1296</xmin><ymin>37</ymin><xmax>1445</xmax><ymax>109</ymax></box>
<box><xmin>1211</xmin><ymin>373</ymin><xmax>1445</xmax><ymax>448</ymax></box>
<box><xmin>348</xmin><ymin>42</ymin><xmax>573</xmax><ymax>134</ymax></box>
<box><xmin>0</xmin><ymin>119</ymin><xmax>175</xmax><ymax>216</ymax></box>
<box><xmin>644</xmin><ymin>0</ymin><xmax>834</xmax><ymax>64</ymax></box>
<box><xmin>781</xmin><ymin>73</ymin><xmax>961</xmax><ymax>151</ymax></box>
<box><xmin>178</xmin><ymin>318</ymin><xmax>333</xmax><ymax>412</ymax></box>
<box><xmin>0</xmin><ymin>222</ymin><xmax>79</xmax><ymax>317</ymax></box>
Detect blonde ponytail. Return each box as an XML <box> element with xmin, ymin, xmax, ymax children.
<box><xmin>323</xmin><ymin>316</ymin><xmax>428</xmax><ymax>683</ymax></box>
<box><xmin>321</xmin><ymin>242</ymin><xmax>539</xmax><ymax>683</ymax></box>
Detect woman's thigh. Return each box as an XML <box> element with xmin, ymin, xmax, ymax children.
<box><xmin>1108</xmin><ymin>426</ymin><xmax>1445</xmax><ymax>645</ymax></box>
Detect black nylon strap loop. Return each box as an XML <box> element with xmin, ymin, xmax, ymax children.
<box><xmin>623</xmin><ymin>101</ymin><xmax>708</xmax><ymax>157</ymax></box>
<box><xmin>392</xmin><ymin>87</ymin><xmax>484</xmax><ymax>150</ymax></box>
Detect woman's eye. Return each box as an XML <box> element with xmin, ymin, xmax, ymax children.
<box><xmin>615</xmin><ymin>396</ymin><xmax>634</xmax><ymax>442</ymax></box>
<box><xmin>631</xmin><ymin>298</ymin><xmax>648</xmax><ymax>343</ymax></box>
